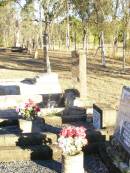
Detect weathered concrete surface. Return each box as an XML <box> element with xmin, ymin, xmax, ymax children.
<box><xmin>0</xmin><ymin>144</ymin><xmax>61</xmax><ymax>161</ymax></box>
<box><xmin>0</xmin><ymin>95</ymin><xmax>43</xmax><ymax>109</ymax></box>
<box><xmin>0</xmin><ymin>132</ymin><xmax>57</xmax><ymax>147</ymax></box>
<box><xmin>40</xmin><ymin>108</ymin><xmax>64</xmax><ymax>116</ymax></box>
<box><xmin>43</xmin><ymin>115</ymin><xmax>62</xmax><ymax>127</ymax></box>
<box><xmin>93</xmin><ymin>103</ymin><xmax>117</xmax><ymax>128</ymax></box>
<box><xmin>0</xmin><ymin>73</ymin><xmax>62</xmax><ymax>95</ymax></box>
<box><xmin>98</xmin><ymin>127</ymin><xmax>115</xmax><ymax>141</ymax></box>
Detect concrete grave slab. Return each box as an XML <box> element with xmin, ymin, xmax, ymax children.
<box><xmin>0</xmin><ymin>72</ymin><xmax>62</xmax><ymax>95</ymax></box>
<box><xmin>0</xmin><ymin>95</ymin><xmax>43</xmax><ymax>109</ymax></box>
<box><xmin>0</xmin><ymin>144</ymin><xmax>61</xmax><ymax>161</ymax></box>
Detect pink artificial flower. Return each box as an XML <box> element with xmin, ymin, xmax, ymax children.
<box><xmin>75</xmin><ymin>126</ymin><xmax>86</xmax><ymax>138</ymax></box>
<box><xmin>60</xmin><ymin>128</ymin><xmax>68</xmax><ymax>137</ymax></box>
<box><xmin>16</xmin><ymin>107</ymin><xmax>19</xmax><ymax>113</ymax></box>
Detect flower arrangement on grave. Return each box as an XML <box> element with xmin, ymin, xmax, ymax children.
<box><xmin>16</xmin><ymin>99</ymin><xmax>41</xmax><ymax>120</ymax></box>
<box><xmin>58</xmin><ymin>126</ymin><xmax>88</xmax><ymax>156</ymax></box>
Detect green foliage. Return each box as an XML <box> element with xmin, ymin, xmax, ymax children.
<box><xmin>0</xmin><ymin>36</ymin><xmax>3</xmax><ymax>46</ymax></box>
<box><xmin>0</xmin><ymin>0</ymin><xmax>16</xmax><ymax>7</ymax></box>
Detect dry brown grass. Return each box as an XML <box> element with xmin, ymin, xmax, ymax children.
<box><xmin>0</xmin><ymin>50</ymin><xmax>130</xmax><ymax>109</ymax></box>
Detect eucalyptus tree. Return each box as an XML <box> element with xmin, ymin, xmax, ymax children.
<box><xmin>0</xmin><ymin>1</ymin><xmax>17</xmax><ymax>47</ymax></box>
<box><xmin>115</xmin><ymin>0</ymin><xmax>130</xmax><ymax>70</ymax></box>
<box><xmin>20</xmin><ymin>1</ymin><xmax>39</xmax><ymax>52</ymax></box>
<box><xmin>38</xmin><ymin>0</ymin><xmax>65</xmax><ymax>72</ymax></box>
<box><xmin>71</xmin><ymin>0</ymin><xmax>93</xmax><ymax>50</ymax></box>
<box><xmin>24</xmin><ymin>0</ymin><xmax>66</xmax><ymax>72</ymax></box>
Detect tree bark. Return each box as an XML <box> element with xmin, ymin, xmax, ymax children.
<box><xmin>43</xmin><ymin>32</ymin><xmax>51</xmax><ymax>73</ymax></box>
<box><xmin>66</xmin><ymin>0</ymin><xmax>70</xmax><ymax>50</ymax></box>
<box><xmin>43</xmin><ymin>14</ymin><xmax>51</xmax><ymax>73</ymax></box>
<box><xmin>113</xmin><ymin>32</ymin><xmax>118</xmax><ymax>58</ymax></box>
<box><xmin>123</xmin><ymin>32</ymin><xmax>126</xmax><ymax>71</ymax></box>
<box><xmin>83</xmin><ymin>28</ymin><xmax>87</xmax><ymax>50</ymax></box>
<box><xmin>100</xmin><ymin>31</ymin><xmax>106</xmax><ymax>66</ymax></box>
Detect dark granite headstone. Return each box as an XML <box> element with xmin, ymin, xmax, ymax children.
<box><xmin>93</xmin><ymin>104</ymin><xmax>102</xmax><ymax>129</ymax></box>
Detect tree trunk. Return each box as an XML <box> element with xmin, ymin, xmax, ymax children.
<box><xmin>123</xmin><ymin>32</ymin><xmax>126</xmax><ymax>71</ymax></box>
<box><xmin>15</xmin><ymin>20</ymin><xmax>20</xmax><ymax>47</ymax></box>
<box><xmin>66</xmin><ymin>16</ymin><xmax>70</xmax><ymax>49</ymax></box>
<box><xmin>83</xmin><ymin>28</ymin><xmax>87</xmax><ymax>50</ymax></box>
<box><xmin>43</xmin><ymin>29</ymin><xmax>51</xmax><ymax>73</ymax></box>
<box><xmin>74</xmin><ymin>32</ymin><xmax>77</xmax><ymax>51</ymax></box>
<box><xmin>113</xmin><ymin>32</ymin><xmax>118</xmax><ymax>58</ymax></box>
<box><xmin>100</xmin><ymin>31</ymin><xmax>106</xmax><ymax>66</ymax></box>
<box><xmin>66</xmin><ymin>0</ymin><xmax>70</xmax><ymax>50</ymax></box>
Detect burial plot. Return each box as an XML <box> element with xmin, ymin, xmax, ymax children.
<box><xmin>106</xmin><ymin>86</ymin><xmax>130</xmax><ymax>172</ymax></box>
<box><xmin>0</xmin><ymin>72</ymin><xmax>63</xmax><ymax>109</ymax></box>
<box><xmin>0</xmin><ymin>73</ymin><xmax>63</xmax><ymax>161</ymax></box>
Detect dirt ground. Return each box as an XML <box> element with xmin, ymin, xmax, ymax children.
<box><xmin>0</xmin><ymin>49</ymin><xmax>130</xmax><ymax>109</ymax></box>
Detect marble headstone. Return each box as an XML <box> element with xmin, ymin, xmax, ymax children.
<box><xmin>114</xmin><ymin>86</ymin><xmax>130</xmax><ymax>154</ymax></box>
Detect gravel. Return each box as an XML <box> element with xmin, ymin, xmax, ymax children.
<box><xmin>0</xmin><ymin>160</ymin><xmax>61</xmax><ymax>173</ymax></box>
<box><xmin>0</xmin><ymin>155</ymin><xmax>109</xmax><ymax>173</ymax></box>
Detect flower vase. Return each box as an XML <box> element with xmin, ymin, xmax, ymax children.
<box><xmin>19</xmin><ymin>119</ymin><xmax>33</xmax><ymax>133</ymax></box>
<box><xmin>62</xmin><ymin>151</ymin><xmax>84</xmax><ymax>173</ymax></box>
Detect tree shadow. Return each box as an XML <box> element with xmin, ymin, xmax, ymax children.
<box><xmin>15</xmin><ymin>132</ymin><xmax>62</xmax><ymax>173</ymax></box>
<box><xmin>88</xmin><ymin>57</ymin><xmax>130</xmax><ymax>80</ymax></box>
<box><xmin>34</xmin><ymin>160</ymin><xmax>61</xmax><ymax>173</ymax></box>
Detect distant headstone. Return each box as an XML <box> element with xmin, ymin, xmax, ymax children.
<box><xmin>64</xmin><ymin>89</ymin><xmax>79</xmax><ymax>107</ymax></box>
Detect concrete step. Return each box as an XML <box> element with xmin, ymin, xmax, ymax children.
<box><xmin>0</xmin><ymin>144</ymin><xmax>61</xmax><ymax>161</ymax></box>
<box><xmin>43</xmin><ymin>114</ymin><xmax>86</xmax><ymax>125</ymax></box>
<box><xmin>43</xmin><ymin>115</ymin><xmax>62</xmax><ymax>127</ymax></box>
<box><xmin>0</xmin><ymin>132</ymin><xmax>57</xmax><ymax>147</ymax></box>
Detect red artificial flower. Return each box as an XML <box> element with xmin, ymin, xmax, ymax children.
<box><xmin>66</xmin><ymin>127</ymin><xmax>76</xmax><ymax>137</ymax></box>
<box><xmin>35</xmin><ymin>105</ymin><xmax>40</xmax><ymax>112</ymax></box>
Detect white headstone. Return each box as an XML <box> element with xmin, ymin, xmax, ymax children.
<box><xmin>114</xmin><ymin>86</ymin><xmax>130</xmax><ymax>154</ymax></box>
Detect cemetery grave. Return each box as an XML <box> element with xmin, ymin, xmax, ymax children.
<box><xmin>0</xmin><ymin>71</ymin><xmax>111</xmax><ymax>173</ymax></box>
<box><xmin>0</xmin><ymin>50</ymin><xmax>130</xmax><ymax>172</ymax></box>
<box><xmin>95</xmin><ymin>86</ymin><xmax>130</xmax><ymax>173</ymax></box>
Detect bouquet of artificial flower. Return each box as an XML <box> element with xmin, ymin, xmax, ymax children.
<box><xmin>16</xmin><ymin>99</ymin><xmax>41</xmax><ymax>120</ymax></box>
<box><xmin>58</xmin><ymin>126</ymin><xmax>88</xmax><ymax>156</ymax></box>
